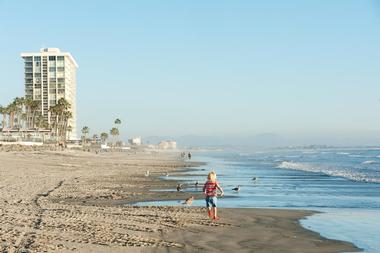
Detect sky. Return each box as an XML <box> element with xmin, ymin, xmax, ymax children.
<box><xmin>0</xmin><ymin>0</ymin><xmax>380</xmax><ymax>145</ymax></box>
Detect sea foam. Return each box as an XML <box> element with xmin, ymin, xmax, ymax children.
<box><xmin>277</xmin><ymin>161</ymin><xmax>380</xmax><ymax>183</ymax></box>
<box><xmin>362</xmin><ymin>160</ymin><xmax>377</xmax><ymax>165</ymax></box>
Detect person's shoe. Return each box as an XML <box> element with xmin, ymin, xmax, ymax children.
<box><xmin>207</xmin><ymin>210</ymin><xmax>213</xmax><ymax>219</ymax></box>
<box><xmin>213</xmin><ymin>216</ymin><xmax>220</xmax><ymax>221</ymax></box>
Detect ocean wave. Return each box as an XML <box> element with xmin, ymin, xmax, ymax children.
<box><xmin>277</xmin><ymin>161</ymin><xmax>380</xmax><ymax>183</ymax></box>
<box><xmin>337</xmin><ymin>152</ymin><xmax>350</xmax><ymax>155</ymax></box>
<box><xmin>277</xmin><ymin>161</ymin><xmax>313</xmax><ymax>171</ymax></box>
<box><xmin>349</xmin><ymin>154</ymin><xmax>372</xmax><ymax>158</ymax></box>
<box><xmin>362</xmin><ymin>160</ymin><xmax>377</xmax><ymax>165</ymax></box>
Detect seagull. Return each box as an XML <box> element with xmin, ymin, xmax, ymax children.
<box><xmin>176</xmin><ymin>184</ymin><xmax>183</xmax><ymax>192</ymax></box>
<box><xmin>145</xmin><ymin>170</ymin><xmax>150</xmax><ymax>177</ymax></box>
<box><xmin>183</xmin><ymin>196</ymin><xmax>194</xmax><ymax>206</ymax></box>
<box><xmin>232</xmin><ymin>185</ymin><xmax>241</xmax><ymax>192</ymax></box>
<box><xmin>195</xmin><ymin>181</ymin><xmax>199</xmax><ymax>188</ymax></box>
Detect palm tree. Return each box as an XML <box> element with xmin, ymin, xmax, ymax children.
<box><xmin>35</xmin><ymin>115</ymin><xmax>46</xmax><ymax>129</ymax></box>
<box><xmin>23</xmin><ymin>98</ymin><xmax>32</xmax><ymax>128</ymax></box>
<box><xmin>81</xmin><ymin>126</ymin><xmax>90</xmax><ymax>145</ymax></box>
<box><xmin>113</xmin><ymin>118</ymin><xmax>122</xmax><ymax>144</ymax></box>
<box><xmin>49</xmin><ymin>98</ymin><xmax>71</xmax><ymax>141</ymax></box>
<box><xmin>62</xmin><ymin>111</ymin><xmax>72</xmax><ymax>140</ymax></box>
<box><xmin>114</xmin><ymin>118</ymin><xmax>121</xmax><ymax>126</ymax></box>
<box><xmin>7</xmin><ymin>102</ymin><xmax>17</xmax><ymax>129</ymax></box>
<box><xmin>110</xmin><ymin>127</ymin><xmax>119</xmax><ymax>147</ymax></box>
<box><xmin>0</xmin><ymin>105</ymin><xmax>7</xmax><ymax>129</ymax></box>
<box><xmin>92</xmin><ymin>134</ymin><xmax>98</xmax><ymax>143</ymax></box>
<box><xmin>35</xmin><ymin>115</ymin><xmax>48</xmax><ymax>142</ymax></box>
<box><xmin>100</xmin><ymin>132</ymin><xmax>108</xmax><ymax>144</ymax></box>
<box><xmin>12</xmin><ymin>97</ymin><xmax>25</xmax><ymax>129</ymax></box>
<box><xmin>29</xmin><ymin>100</ymin><xmax>40</xmax><ymax>129</ymax></box>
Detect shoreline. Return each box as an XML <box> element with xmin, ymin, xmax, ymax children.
<box><xmin>0</xmin><ymin>149</ymin><xmax>360</xmax><ymax>252</ymax></box>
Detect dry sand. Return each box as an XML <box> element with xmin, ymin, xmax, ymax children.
<box><xmin>0</xmin><ymin>149</ymin><xmax>360</xmax><ymax>253</ymax></box>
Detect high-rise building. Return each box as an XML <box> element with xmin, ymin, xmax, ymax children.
<box><xmin>21</xmin><ymin>48</ymin><xmax>78</xmax><ymax>140</ymax></box>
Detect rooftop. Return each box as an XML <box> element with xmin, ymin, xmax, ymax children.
<box><xmin>21</xmin><ymin>48</ymin><xmax>78</xmax><ymax>68</ymax></box>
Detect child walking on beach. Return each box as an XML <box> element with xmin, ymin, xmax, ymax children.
<box><xmin>203</xmin><ymin>171</ymin><xmax>224</xmax><ymax>220</ymax></box>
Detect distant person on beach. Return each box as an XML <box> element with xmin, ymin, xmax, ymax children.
<box><xmin>203</xmin><ymin>171</ymin><xmax>224</xmax><ymax>220</ymax></box>
<box><xmin>188</xmin><ymin>152</ymin><xmax>192</xmax><ymax>159</ymax></box>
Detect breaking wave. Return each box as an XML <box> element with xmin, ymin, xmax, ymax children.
<box><xmin>362</xmin><ymin>160</ymin><xmax>377</xmax><ymax>165</ymax></box>
<box><xmin>277</xmin><ymin>161</ymin><xmax>380</xmax><ymax>183</ymax></box>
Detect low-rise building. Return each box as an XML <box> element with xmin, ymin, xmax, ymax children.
<box><xmin>158</xmin><ymin>140</ymin><xmax>177</xmax><ymax>150</ymax></box>
<box><xmin>129</xmin><ymin>137</ymin><xmax>142</xmax><ymax>145</ymax></box>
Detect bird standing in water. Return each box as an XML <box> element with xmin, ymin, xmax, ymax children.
<box><xmin>232</xmin><ymin>185</ymin><xmax>241</xmax><ymax>192</ymax></box>
<box><xmin>183</xmin><ymin>196</ymin><xmax>194</xmax><ymax>206</ymax></box>
<box><xmin>176</xmin><ymin>184</ymin><xmax>183</xmax><ymax>192</ymax></box>
<box><xmin>195</xmin><ymin>181</ymin><xmax>199</xmax><ymax>188</ymax></box>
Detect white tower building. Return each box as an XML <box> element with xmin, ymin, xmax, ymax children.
<box><xmin>21</xmin><ymin>48</ymin><xmax>78</xmax><ymax>140</ymax></box>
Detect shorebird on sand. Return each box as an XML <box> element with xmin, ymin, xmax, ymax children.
<box><xmin>145</xmin><ymin>170</ymin><xmax>150</xmax><ymax>177</ymax></box>
<box><xmin>232</xmin><ymin>185</ymin><xmax>241</xmax><ymax>192</ymax></box>
<box><xmin>183</xmin><ymin>196</ymin><xmax>194</xmax><ymax>206</ymax></box>
<box><xmin>176</xmin><ymin>184</ymin><xmax>183</xmax><ymax>192</ymax></box>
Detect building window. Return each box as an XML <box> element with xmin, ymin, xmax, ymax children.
<box><xmin>49</xmin><ymin>67</ymin><xmax>56</xmax><ymax>72</ymax></box>
<box><xmin>49</xmin><ymin>56</ymin><xmax>56</xmax><ymax>61</ymax></box>
<box><xmin>57</xmin><ymin>56</ymin><xmax>64</xmax><ymax>61</ymax></box>
<box><xmin>57</xmin><ymin>61</ymin><xmax>64</xmax><ymax>67</ymax></box>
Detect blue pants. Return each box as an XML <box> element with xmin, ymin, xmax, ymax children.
<box><xmin>205</xmin><ymin>196</ymin><xmax>217</xmax><ymax>208</ymax></box>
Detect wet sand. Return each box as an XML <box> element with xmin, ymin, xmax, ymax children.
<box><xmin>0</xmin><ymin>150</ymin><xmax>360</xmax><ymax>253</ymax></box>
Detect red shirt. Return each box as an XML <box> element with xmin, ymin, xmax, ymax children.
<box><xmin>203</xmin><ymin>180</ymin><xmax>218</xmax><ymax>197</ymax></box>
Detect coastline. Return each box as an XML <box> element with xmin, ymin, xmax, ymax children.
<box><xmin>0</xmin><ymin>149</ymin><xmax>360</xmax><ymax>253</ymax></box>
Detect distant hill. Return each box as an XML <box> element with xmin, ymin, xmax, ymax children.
<box><xmin>144</xmin><ymin>133</ymin><xmax>286</xmax><ymax>149</ymax></box>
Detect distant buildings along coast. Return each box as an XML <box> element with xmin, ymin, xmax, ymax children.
<box><xmin>21</xmin><ymin>48</ymin><xmax>78</xmax><ymax>140</ymax></box>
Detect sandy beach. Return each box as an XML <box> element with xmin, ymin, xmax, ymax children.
<box><xmin>0</xmin><ymin>149</ymin><xmax>359</xmax><ymax>253</ymax></box>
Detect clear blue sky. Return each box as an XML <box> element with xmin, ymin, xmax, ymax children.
<box><xmin>1</xmin><ymin>0</ymin><xmax>380</xmax><ymax>144</ymax></box>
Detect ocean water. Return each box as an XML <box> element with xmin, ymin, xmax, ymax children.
<box><xmin>136</xmin><ymin>148</ymin><xmax>380</xmax><ymax>253</ymax></box>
